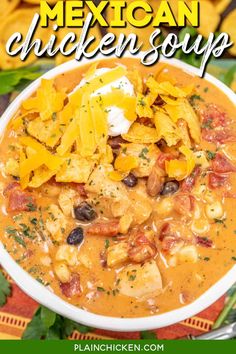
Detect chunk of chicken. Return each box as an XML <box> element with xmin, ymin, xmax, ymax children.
<box><xmin>45</xmin><ymin>204</ymin><xmax>67</xmax><ymax>241</ymax></box>
<box><xmin>86</xmin><ymin>164</ymin><xmax>128</xmax><ymax>202</ymax></box>
<box><xmin>118</xmin><ymin>261</ymin><xmax>162</xmax><ymax>298</ymax></box>
<box><xmin>107</xmin><ymin>242</ymin><xmax>129</xmax><ymax>267</ymax></box>
<box><xmin>58</xmin><ymin>188</ymin><xmax>77</xmax><ymax>216</ymax></box>
<box><xmin>122</xmin><ymin>143</ymin><xmax>160</xmax><ymax>177</ymax></box>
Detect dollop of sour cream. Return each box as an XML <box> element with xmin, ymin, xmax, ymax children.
<box><xmin>70</xmin><ymin>67</ymin><xmax>135</xmax><ymax>136</ymax></box>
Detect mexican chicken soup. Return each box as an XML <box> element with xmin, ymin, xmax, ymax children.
<box><xmin>1</xmin><ymin>58</ymin><xmax>236</xmax><ymax>318</ymax></box>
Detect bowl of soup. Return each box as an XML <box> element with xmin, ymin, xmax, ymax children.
<box><xmin>0</xmin><ymin>54</ymin><xmax>236</xmax><ymax>331</ymax></box>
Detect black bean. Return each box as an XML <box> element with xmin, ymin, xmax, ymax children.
<box><xmin>160</xmin><ymin>181</ymin><xmax>179</xmax><ymax>196</ymax></box>
<box><xmin>74</xmin><ymin>202</ymin><xmax>97</xmax><ymax>222</ymax></box>
<box><xmin>67</xmin><ymin>227</ymin><xmax>84</xmax><ymax>245</ymax></box>
<box><xmin>122</xmin><ymin>173</ymin><xmax>138</xmax><ymax>188</ymax></box>
<box><xmin>108</xmin><ymin>136</ymin><xmax>126</xmax><ymax>150</ymax></box>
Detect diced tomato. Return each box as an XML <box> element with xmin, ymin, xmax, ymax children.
<box><xmin>3</xmin><ymin>182</ymin><xmax>19</xmax><ymax>196</ymax></box>
<box><xmin>173</xmin><ymin>194</ymin><xmax>195</xmax><ymax>216</ymax></box>
<box><xmin>8</xmin><ymin>188</ymin><xmax>36</xmax><ymax>212</ymax></box>
<box><xmin>202</xmin><ymin>129</ymin><xmax>236</xmax><ymax>144</ymax></box>
<box><xmin>181</xmin><ymin>167</ymin><xmax>200</xmax><ymax>192</ymax></box>
<box><xmin>60</xmin><ymin>274</ymin><xmax>82</xmax><ymax>298</ymax></box>
<box><xmin>157</xmin><ymin>153</ymin><xmax>175</xmax><ymax>170</ymax></box>
<box><xmin>134</xmin><ymin>233</ymin><xmax>150</xmax><ymax>245</ymax></box>
<box><xmin>201</xmin><ymin>104</ymin><xmax>228</xmax><ymax>128</ymax></box>
<box><xmin>196</xmin><ymin>236</ymin><xmax>213</xmax><ymax>248</ymax></box>
<box><xmin>159</xmin><ymin>223</ymin><xmax>171</xmax><ymax>241</ymax></box>
<box><xmin>161</xmin><ymin>236</ymin><xmax>182</xmax><ymax>253</ymax></box>
<box><xmin>128</xmin><ymin>243</ymin><xmax>156</xmax><ymax>263</ymax></box>
<box><xmin>223</xmin><ymin>192</ymin><xmax>236</xmax><ymax>198</ymax></box>
<box><xmin>86</xmin><ymin>220</ymin><xmax>120</xmax><ymax>237</ymax></box>
<box><xmin>208</xmin><ymin>173</ymin><xmax>228</xmax><ymax>189</ymax></box>
<box><xmin>212</xmin><ymin>153</ymin><xmax>236</xmax><ymax>173</ymax></box>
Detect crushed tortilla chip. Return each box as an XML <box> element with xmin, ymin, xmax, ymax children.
<box><xmin>122</xmin><ymin>122</ymin><xmax>159</xmax><ymax>144</ymax></box>
<box><xmin>127</xmin><ymin>69</ymin><xmax>143</xmax><ymax>93</ymax></box>
<box><xmin>22</xmin><ymin>79</ymin><xmax>66</xmax><ymax>121</ymax></box>
<box><xmin>154</xmin><ymin>110</ymin><xmax>181</xmax><ymax>146</ymax></box>
<box><xmin>28</xmin><ymin>166</ymin><xmax>59</xmax><ymax>188</ymax></box>
<box><xmin>136</xmin><ymin>93</ymin><xmax>154</xmax><ymax>119</ymax></box>
<box><xmin>56</xmin><ymin>155</ymin><xmax>95</xmax><ymax>183</ymax></box>
<box><xmin>27</xmin><ymin>116</ymin><xmax>62</xmax><ymax>148</ymax></box>
<box><xmin>19</xmin><ymin>137</ymin><xmax>63</xmax><ymax>178</ymax></box>
<box><xmin>178</xmin><ymin>98</ymin><xmax>201</xmax><ymax>144</ymax></box>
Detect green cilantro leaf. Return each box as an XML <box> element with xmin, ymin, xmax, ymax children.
<box><xmin>0</xmin><ymin>271</ymin><xmax>11</xmax><ymax>306</ymax></box>
<box><xmin>22</xmin><ymin>306</ymin><xmax>93</xmax><ymax>340</ymax></box>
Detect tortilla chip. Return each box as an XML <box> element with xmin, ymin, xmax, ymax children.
<box><xmin>197</xmin><ymin>1</ymin><xmax>220</xmax><ymax>37</ymax></box>
<box><xmin>221</xmin><ymin>9</ymin><xmax>236</xmax><ymax>56</ymax></box>
<box><xmin>122</xmin><ymin>122</ymin><xmax>159</xmax><ymax>144</ymax></box>
<box><xmin>23</xmin><ymin>79</ymin><xmax>66</xmax><ymax>121</ymax></box>
<box><xmin>154</xmin><ymin>110</ymin><xmax>181</xmax><ymax>146</ymax></box>
<box><xmin>56</xmin><ymin>155</ymin><xmax>95</xmax><ymax>183</ymax></box>
<box><xmin>212</xmin><ymin>0</ymin><xmax>232</xmax><ymax>14</ymax></box>
<box><xmin>0</xmin><ymin>0</ymin><xmax>20</xmax><ymax>22</ymax></box>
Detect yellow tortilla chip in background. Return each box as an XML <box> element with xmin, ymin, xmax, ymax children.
<box><xmin>0</xmin><ymin>0</ymin><xmax>20</xmax><ymax>21</ymax></box>
<box><xmin>197</xmin><ymin>0</ymin><xmax>220</xmax><ymax>37</ymax></box>
<box><xmin>221</xmin><ymin>8</ymin><xmax>236</xmax><ymax>56</ymax></box>
<box><xmin>211</xmin><ymin>0</ymin><xmax>232</xmax><ymax>14</ymax></box>
<box><xmin>0</xmin><ymin>8</ymin><xmax>52</xmax><ymax>69</ymax></box>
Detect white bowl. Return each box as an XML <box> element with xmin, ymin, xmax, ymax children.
<box><xmin>1</xmin><ymin>54</ymin><xmax>236</xmax><ymax>332</ymax></box>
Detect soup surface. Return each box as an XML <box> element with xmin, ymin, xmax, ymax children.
<box><xmin>1</xmin><ymin>58</ymin><xmax>236</xmax><ymax>318</ymax></box>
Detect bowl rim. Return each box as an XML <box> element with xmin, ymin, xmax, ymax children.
<box><xmin>0</xmin><ymin>53</ymin><xmax>236</xmax><ymax>332</ymax></box>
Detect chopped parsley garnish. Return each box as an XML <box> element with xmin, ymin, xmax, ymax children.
<box><xmin>214</xmin><ymin>218</ymin><xmax>226</xmax><ymax>224</ymax></box>
<box><xmin>202</xmin><ymin>118</ymin><xmax>213</xmax><ymax>129</ymax></box>
<box><xmin>139</xmin><ymin>147</ymin><xmax>150</xmax><ymax>162</ymax></box>
<box><xmin>232</xmin><ymin>256</ymin><xmax>236</xmax><ymax>261</ymax></box>
<box><xmin>30</xmin><ymin>218</ymin><xmax>38</xmax><ymax>225</ymax></box>
<box><xmin>138</xmin><ymin>97</ymin><xmax>146</xmax><ymax>107</ymax></box>
<box><xmin>27</xmin><ymin>203</ymin><xmax>37</xmax><ymax>212</ymax></box>
<box><xmin>97</xmin><ymin>287</ymin><xmax>105</xmax><ymax>292</ymax></box>
<box><xmin>13</xmin><ymin>235</ymin><xmax>26</xmax><ymax>248</ymax></box>
<box><xmin>104</xmin><ymin>239</ymin><xmax>110</xmax><ymax>249</ymax></box>
<box><xmin>206</xmin><ymin>150</ymin><xmax>216</xmax><ymax>160</ymax></box>
<box><xmin>203</xmin><ymin>257</ymin><xmax>210</xmax><ymax>261</ymax></box>
<box><xmin>189</xmin><ymin>94</ymin><xmax>204</xmax><ymax>106</ymax></box>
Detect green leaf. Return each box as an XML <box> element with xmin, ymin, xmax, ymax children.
<box><xmin>0</xmin><ymin>60</ymin><xmax>55</xmax><ymax>95</ymax></box>
<box><xmin>221</xmin><ymin>64</ymin><xmax>236</xmax><ymax>87</ymax></box>
<box><xmin>140</xmin><ymin>331</ymin><xmax>157</xmax><ymax>339</ymax></box>
<box><xmin>0</xmin><ymin>270</ymin><xmax>11</xmax><ymax>306</ymax></box>
<box><xmin>22</xmin><ymin>312</ymin><xmax>47</xmax><ymax>340</ymax></box>
<box><xmin>22</xmin><ymin>306</ymin><xmax>93</xmax><ymax>340</ymax></box>
<box><xmin>40</xmin><ymin>306</ymin><xmax>56</xmax><ymax>329</ymax></box>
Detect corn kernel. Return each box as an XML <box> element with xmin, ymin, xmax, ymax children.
<box><xmin>205</xmin><ymin>201</ymin><xmax>223</xmax><ymax>219</ymax></box>
<box><xmin>56</xmin><ymin>244</ymin><xmax>78</xmax><ymax>266</ymax></box>
<box><xmin>54</xmin><ymin>262</ymin><xmax>71</xmax><ymax>283</ymax></box>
